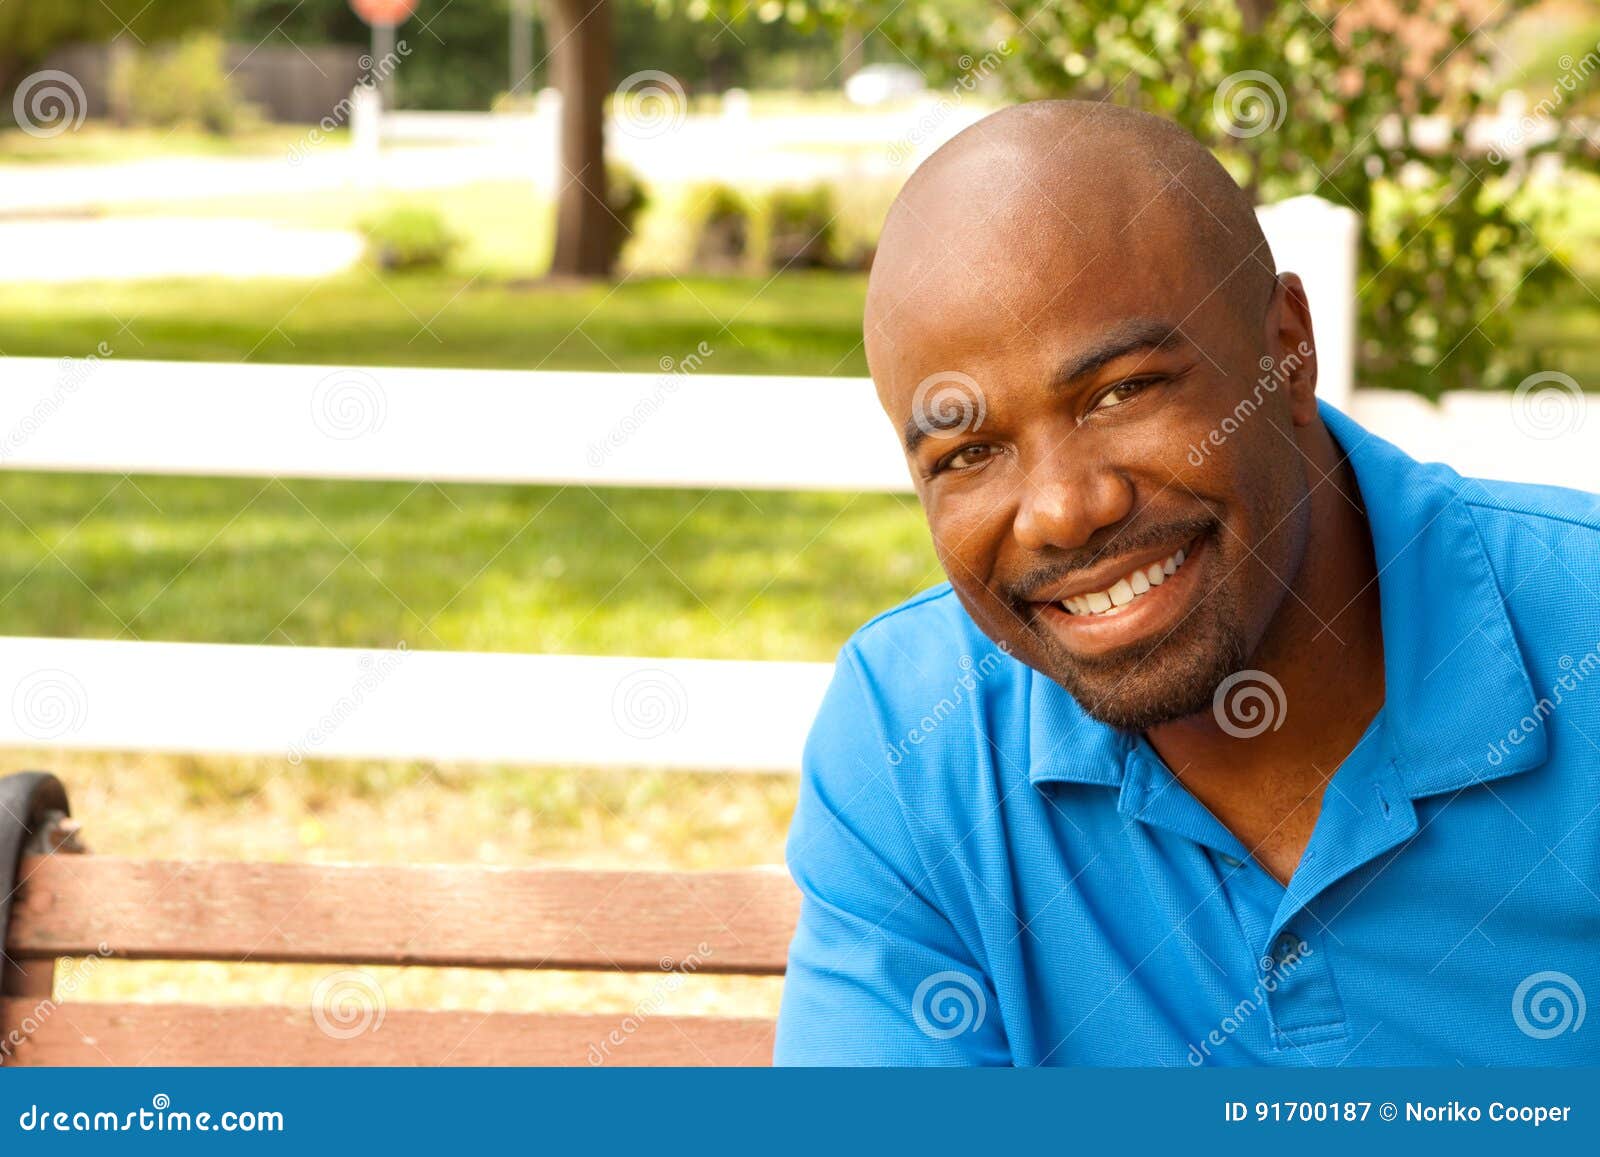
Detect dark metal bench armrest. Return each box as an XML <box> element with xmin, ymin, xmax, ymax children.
<box><xmin>0</xmin><ymin>771</ymin><xmax>73</xmax><ymax>972</ymax></box>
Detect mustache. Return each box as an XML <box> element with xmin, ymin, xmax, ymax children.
<box><xmin>1005</xmin><ymin>515</ymin><xmax>1217</xmax><ymax>604</ymax></box>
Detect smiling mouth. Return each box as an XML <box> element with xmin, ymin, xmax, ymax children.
<box><xmin>1020</xmin><ymin>530</ymin><xmax>1213</xmax><ymax>652</ymax></box>
<box><xmin>1057</xmin><ymin>542</ymin><xmax>1193</xmax><ymax>616</ymax></box>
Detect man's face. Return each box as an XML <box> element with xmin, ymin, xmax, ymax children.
<box><xmin>871</xmin><ymin>230</ymin><xmax>1317</xmax><ymax>732</ymax></box>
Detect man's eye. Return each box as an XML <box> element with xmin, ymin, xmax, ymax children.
<box><xmin>935</xmin><ymin>444</ymin><xmax>995</xmax><ymax>473</ymax></box>
<box><xmin>1090</xmin><ymin>377</ymin><xmax>1159</xmax><ymax>413</ymax></box>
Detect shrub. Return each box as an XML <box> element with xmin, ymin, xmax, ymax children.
<box><xmin>110</xmin><ymin>34</ymin><xmax>257</xmax><ymax>135</ymax></box>
<box><xmin>688</xmin><ymin>183</ymin><xmax>753</xmax><ymax>272</ymax></box>
<box><xmin>359</xmin><ymin>206</ymin><xmax>461</xmax><ymax>272</ymax></box>
<box><xmin>752</xmin><ymin>185</ymin><xmax>836</xmax><ymax>271</ymax></box>
<box><xmin>604</xmin><ymin>164</ymin><xmax>650</xmax><ymax>270</ymax></box>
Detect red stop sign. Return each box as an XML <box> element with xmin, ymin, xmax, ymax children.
<box><xmin>349</xmin><ymin>0</ymin><xmax>416</xmax><ymax>24</ymax></box>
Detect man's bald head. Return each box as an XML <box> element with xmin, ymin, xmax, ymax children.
<box><xmin>864</xmin><ymin>100</ymin><xmax>1327</xmax><ymax>733</ymax></box>
<box><xmin>866</xmin><ymin>101</ymin><xmax>1275</xmax><ymax>380</ymax></box>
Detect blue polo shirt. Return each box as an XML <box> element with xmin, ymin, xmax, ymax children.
<box><xmin>776</xmin><ymin>403</ymin><xmax>1600</xmax><ymax>1066</ymax></box>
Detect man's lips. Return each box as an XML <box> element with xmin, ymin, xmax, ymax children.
<box><xmin>1023</xmin><ymin>534</ymin><xmax>1202</xmax><ymax>609</ymax></box>
<box><xmin>1021</xmin><ymin>531</ymin><xmax>1214</xmax><ymax>654</ymax></box>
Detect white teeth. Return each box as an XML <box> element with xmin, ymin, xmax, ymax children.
<box><xmin>1059</xmin><ymin>542</ymin><xmax>1194</xmax><ymax>615</ymax></box>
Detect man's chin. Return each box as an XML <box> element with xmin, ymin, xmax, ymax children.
<box><xmin>1043</xmin><ymin>623</ymin><xmax>1249</xmax><ymax>733</ymax></box>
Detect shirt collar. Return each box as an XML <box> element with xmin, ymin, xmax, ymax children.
<box><xmin>1029</xmin><ymin>400</ymin><xmax>1547</xmax><ymax>797</ymax></box>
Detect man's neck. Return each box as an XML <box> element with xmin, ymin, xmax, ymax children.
<box><xmin>1144</xmin><ymin>420</ymin><xmax>1386</xmax><ymax>885</ymax></box>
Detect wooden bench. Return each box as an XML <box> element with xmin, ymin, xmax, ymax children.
<box><xmin>0</xmin><ymin>775</ymin><xmax>801</xmax><ymax>1067</ymax></box>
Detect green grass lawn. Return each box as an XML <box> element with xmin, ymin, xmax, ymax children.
<box><xmin>0</xmin><ymin>124</ymin><xmax>331</xmax><ymax>164</ymax></box>
<box><xmin>0</xmin><ymin>474</ymin><xmax>934</xmax><ymax>660</ymax></box>
<box><xmin>0</xmin><ymin>269</ymin><xmax>871</xmax><ymax>374</ymax></box>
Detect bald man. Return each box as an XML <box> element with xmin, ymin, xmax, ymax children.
<box><xmin>775</xmin><ymin>102</ymin><xmax>1600</xmax><ymax>1066</ymax></box>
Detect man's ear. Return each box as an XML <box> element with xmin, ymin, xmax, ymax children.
<box><xmin>1269</xmin><ymin>273</ymin><xmax>1319</xmax><ymax>426</ymax></box>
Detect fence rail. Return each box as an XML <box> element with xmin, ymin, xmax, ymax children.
<box><xmin>1</xmin><ymin>183</ymin><xmax>1592</xmax><ymax>770</ymax></box>
<box><xmin>0</xmin><ymin>637</ymin><xmax>829</xmax><ymax>772</ymax></box>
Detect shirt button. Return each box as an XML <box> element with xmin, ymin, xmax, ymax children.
<box><xmin>1272</xmin><ymin>933</ymin><xmax>1303</xmax><ymax>964</ymax></box>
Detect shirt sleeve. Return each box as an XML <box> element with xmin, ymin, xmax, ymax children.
<box><xmin>773</xmin><ymin>649</ymin><xmax>1010</xmax><ymax>1066</ymax></box>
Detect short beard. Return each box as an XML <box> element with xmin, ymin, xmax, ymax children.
<box><xmin>1038</xmin><ymin>599</ymin><xmax>1250</xmax><ymax>732</ymax></box>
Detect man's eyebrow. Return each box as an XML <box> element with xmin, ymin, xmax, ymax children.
<box><xmin>1051</xmin><ymin>319</ymin><xmax>1187</xmax><ymax>390</ymax></box>
<box><xmin>902</xmin><ymin>415</ymin><xmax>936</xmax><ymax>456</ymax></box>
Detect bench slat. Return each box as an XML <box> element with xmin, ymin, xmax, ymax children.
<box><xmin>6</xmin><ymin>857</ymin><xmax>798</xmax><ymax>974</ymax></box>
<box><xmin>0</xmin><ymin>1001</ymin><xmax>775</xmax><ymax>1066</ymax></box>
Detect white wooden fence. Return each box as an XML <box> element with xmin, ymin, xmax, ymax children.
<box><xmin>0</xmin><ymin>197</ymin><xmax>1590</xmax><ymax>771</ymax></box>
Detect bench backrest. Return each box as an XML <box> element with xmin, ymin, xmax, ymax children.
<box><xmin>1</xmin><ymin>855</ymin><xmax>800</xmax><ymax>1066</ymax></box>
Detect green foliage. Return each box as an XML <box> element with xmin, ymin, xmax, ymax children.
<box><xmin>0</xmin><ymin>0</ymin><xmax>226</xmax><ymax>115</ymax></box>
<box><xmin>605</xmin><ymin>163</ymin><xmax>651</xmax><ymax>267</ymax></box>
<box><xmin>109</xmin><ymin>35</ymin><xmax>257</xmax><ymax>135</ymax></box>
<box><xmin>0</xmin><ymin>0</ymin><xmax>226</xmax><ymax>63</ymax></box>
<box><xmin>359</xmin><ymin>206</ymin><xmax>463</xmax><ymax>271</ymax></box>
<box><xmin>750</xmin><ymin>184</ymin><xmax>837</xmax><ymax>271</ymax></box>
<box><xmin>228</xmin><ymin>0</ymin><xmax>844</xmax><ymax>111</ymax></box>
<box><xmin>687</xmin><ymin>183</ymin><xmax>840</xmax><ymax>272</ymax></box>
<box><xmin>688</xmin><ymin>183</ymin><xmax>754</xmax><ymax>271</ymax></box>
<box><xmin>697</xmin><ymin>0</ymin><xmax>1576</xmax><ymax>396</ymax></box>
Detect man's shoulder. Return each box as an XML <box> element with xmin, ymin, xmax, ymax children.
<box><xmin>1457</xmin><ymin>473</ymin><xmax>1600</xmax><ymax>538</ymax></box>
<box><xmin>845</xmin><ymin>582</ymin><xmax>979</xmax><ymax>656</ymax></box>
<box><xmin>1452</xmin><ymin>474</ymin><xmax>1600</xmax><ymax>656</ymax></box>
<box><xmin>1456</xmin><ymin>474</ymin><xmax>1600</xmax><ymax>588</ymax></box>
<box><xmin>839</xmin><ymin>584</ymin><xmax>1021</xmax><ymax>698</ymax></box>
<box><xmin>814</xmin><ymin>584</ymin><xmax>1029</xmax><ymax>768</ymax></box>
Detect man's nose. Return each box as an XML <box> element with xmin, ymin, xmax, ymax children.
<box><xmin>1012</xmin><ymin>458</ymin><xmax>1135</xmax><ymax>553</ymax></box>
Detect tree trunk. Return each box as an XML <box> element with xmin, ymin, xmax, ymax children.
<box><xmin>540</xmin><ymin>0</ymin><xmax>614</xmax><ymax>278</ymax></box>
<box><xmin>840</xmin><ymin>24</ymin><xmax>865</xmax><ymax>79</ymax></box>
